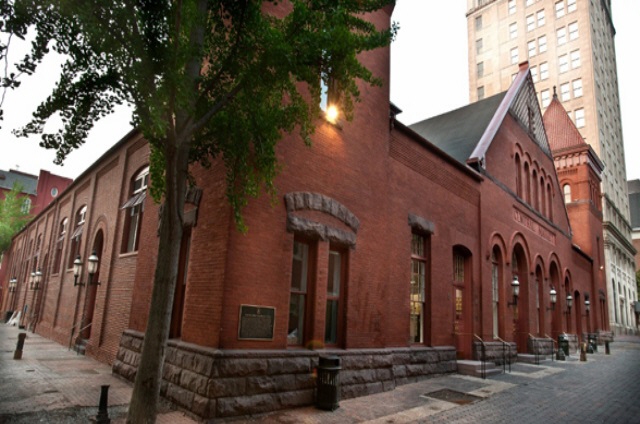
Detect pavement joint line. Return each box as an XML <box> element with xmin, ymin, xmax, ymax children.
<box><xmin>362</xmin><ymin>399</ymin><xmax>457</xmax><ymax>424</ymax></box>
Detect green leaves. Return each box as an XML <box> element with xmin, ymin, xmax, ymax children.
<box><xmin>1</xmin><ymin>0</ymin><xmax>396</xmax><ymax>227</ymax></box>
<box><xmin>0</xmin><ymin>182</ymin><xmax>31</xmax><ymax>252</ymax></box>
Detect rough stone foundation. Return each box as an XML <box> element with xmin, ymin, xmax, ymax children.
<box><xmin>113</xmin><ymin>330</ymin><xmax>457</xmax><ymax>420</ymax></box>
<box><xmin>472</xmin><ymin>341</ymin><xmax>518</xmax><ymax>364</ymax></box>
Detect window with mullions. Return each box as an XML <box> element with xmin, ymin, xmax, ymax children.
<box><xmin>288</xmin><ymin>240</ymin><xmax>310</xmax><ymax>346</ymax></box>
<box><xmin>121</xmin><ymin>166</ymin><xmax>149</xmax><ymax>253</ymax></box>
<box><xmin>325</xmin><ymin>249</ymin><xmax>345</xmax><ymax>345</ymax></box>
<box><xmin>410</xmin><ymin>234</ymin><xmax>428</xmax><ymax>344</ymax></box>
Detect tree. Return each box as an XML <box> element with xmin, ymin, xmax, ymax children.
<box><xmin>0</xmin><ymin>183</ymin><xmax>31</xmax><ymax>252</ymax></box>
<box><xmin>0</xmin><ymin>0</ymin><xmax>397</xmax><ymax>421</ymax></box>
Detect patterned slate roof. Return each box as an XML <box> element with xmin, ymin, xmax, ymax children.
<box><xmin>0</xmin><ymin>169</ymin><xmax>38</xmax><ymax>195</ymax></box>
<box><xmin>543</xmin><ymin>93</ymin><xmax>587</xmax><ymax>152</ymax></box>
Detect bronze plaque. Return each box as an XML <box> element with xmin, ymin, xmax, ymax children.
<box><xmin>238</xmin><ymin>305</ymin><xmax>275</xmax><ymax>340</ymax></box>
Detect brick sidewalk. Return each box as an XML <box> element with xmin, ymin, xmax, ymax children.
<box><xmin>2</xmin><ymin>322</ymin><xmax>639</xmax><ymax>423</ymax></box>
<box><xmin>0</xmin><ymin>324</ymin><xmax>196</xmax><ymax>423</ymax></box>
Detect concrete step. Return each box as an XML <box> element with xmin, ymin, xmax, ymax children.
<box><xmin>517</xmin><ymin>353</ymin><xmax>550</xmax><ymax>364</ymax></box>
<box><xmin>457</xmin><ymin>360</ymin><xmax>502</xmax><ymax>378</ymax></box>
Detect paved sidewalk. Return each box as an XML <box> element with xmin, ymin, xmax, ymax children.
<box><xmin>0</xmin><ymin>324</ymin><xmax>196</xmax><ymax>423</ymax></box>
<box><xmin>2</xmin><ymin>322</ymin><xmax>639</xmax><ymax>423</ymax></box>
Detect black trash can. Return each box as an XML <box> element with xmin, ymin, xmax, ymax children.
<box><xmin>588</xmin><ymin>334</ymin><xmax>598</xmax><ymax>352</ymax></box>
<box><xmin>4</xmin><ymin>311</ymin><xmax>13</xmax><ymax>323</ymax></box>
<box><xmin>316</xmin><ymin>355</ymin><xmax>341</xmax><ymax>411</ymax></box>
<box><xmin>558</xmin><ymin>334</ymin><xmax>570</xmax><ymax>356</ymax></box>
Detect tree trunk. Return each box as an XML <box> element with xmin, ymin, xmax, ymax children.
<box><xmin>127</xmin><ymin>138</ymin><xmax>188</xmax><ymax>423</ymax></box>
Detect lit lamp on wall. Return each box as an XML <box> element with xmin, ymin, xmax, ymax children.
<box><xmin>73</xmin><ymin>251</ymin><xmax>100</xmax><ymax>286</ymax></box>
<box><xmin>30</xmin><ymin>269</ymin><xmax>42</xmax><ymax>291</ymax></box>
<box><xmin>564</xmin><ymin>294</ymin><xmax>573</xmax><ymax>314</ymax></box>
<box><xmin>546</xmin><ymin>287</ymin><xmax>557</xmax><ymax>311</ymax></box>
<box><xmin>508</xmin><ymin>275</ymin><xmax>520</xmax><ymax>307</ymax></box>
<box><xmin>9</xmin><ymin>277</ymin><xmax>17</xmax><ymax>292</ymax></box>
<box><xmin>584</xmin><ymin>298</ymin><xmax>590</xmax><ymax>316</ymax></box>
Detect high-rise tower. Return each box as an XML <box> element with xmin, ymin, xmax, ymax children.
<box><xmin>466</xmin><ymin>0</ymin><xmax>636</xmax><ymax>334</ymax></box>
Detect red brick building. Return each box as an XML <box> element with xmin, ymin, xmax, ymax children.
<box><xmin>1</xmin><ymin>7</ymin><xmax>610</xmax><ymax>420</ymax></box>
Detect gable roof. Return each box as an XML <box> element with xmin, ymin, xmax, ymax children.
<box><xmin>409</xmin><ymin>62</ymin><xmax>551</xmax><ymax>170</ymax></box>
<box><xmin>409</xmin><ymin>92</ymin><xmax>506</xmax><ymax>163</ymax></box>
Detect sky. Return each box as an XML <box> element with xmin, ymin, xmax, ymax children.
<box><xmin>0</xmin><ymin>1</ymin><xmax>637</xmax><ymax>181</ymax></box>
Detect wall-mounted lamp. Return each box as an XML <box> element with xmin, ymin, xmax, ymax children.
<box><xmin>9</xmin><ymin>277</ymin><xmax>17</xmax><ymax>292</ymax></box>
<box><xmin>564</xmin><ymin>294</ymin><xmax>573</xmax><ymax>314</ymax></box>
<box><xmin>73</xmin><ymin>251</ymin><xmax>100</xmax><ymax>286</ymax></box>
<box><xmin>584</xmin><ymin>299</ymin><xmax>590</xmax><ymax>316</ymax></box>
<box><xmin>546</xmin><ymin>287</ymin><xmax>557</xmax><ymax>311</ymax></box>
<box><xmin>508</xmin><ymin>275</ymin><xmax>520</xmax><ymax>307</ymax></box>
<box><xmin>29</xmin><ymin>268</ymin><xmax>43</xmax><ymax>291</ymax></box>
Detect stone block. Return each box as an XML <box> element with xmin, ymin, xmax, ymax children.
<box><xmin>267</xmin><ymin>357</ymin><xmax>310</xmax><ymax>375</ymax></box>
<box><xmin>214</xmin><ymin>358</ymin><xmax>268</xmax><ymax>378</ymax></box>
<box><xmin>192</xmin><ymin>394</ymin><xmax>216</xmax><ymax>419</ymax></box>
<box><xmin>179</xmin><ymin>369</ymin><xmax>209</xmax><ymax>396</ymax></box>
<box><xmin>162</xmin><ymin>363</ymin><xmax>182</xmax><ymax>385</ymax></box>
<box><xmin>216</xmin><ymin>393</ymin><xmax>279</xmax><ymax>417</ymax></box>
<box><xmin>166</xmin><ymin>382</ymin><xmax>195</xmax><ymax>409</ymax></box>
<box><xmin>207</xmin><ymin>377</ymin><xmax>247</xmax><ymax>398</ymax></box>
<box><xmin>278</xmin><ymin>390</ymin><xmax>314</xmax><ymax>408</ymax></box>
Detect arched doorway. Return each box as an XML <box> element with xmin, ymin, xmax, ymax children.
<box><xmin>82</xmin><ymin>230</ymin><xmax>103</xmax><ymax>340</ymax></box>
<box><xmin>549</xmin><ymin>262</ymin><xmax>561</xmax><ymax>338</ymax></box>
<box><xmin>511</xmin><ymin>244</ymin><xmax>529</xmax><ymax>352</ymax></box>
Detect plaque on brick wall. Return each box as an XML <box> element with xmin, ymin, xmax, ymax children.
<box><xmin>238</xmin><ymin>305</ymin><xmax>275</xmax><ymax>340</ymax></box>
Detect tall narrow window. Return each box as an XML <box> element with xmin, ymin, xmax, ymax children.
<box><xmin>477</xmin><ymin>61</ymin><xmax>484</xmax><ymax>77</ymax></box>
<box><xmin>555</xmin><ymin>0</ymin><xmax>565</xmax><ymax>18</ymax></box>
<box><xmin>567</xmin><ymin>0</ymin><xmax>576</xmax><ymax>13</ymax></box>
<box><xmin>575</xmin><ymin>108</ymin><xmax>585</xmax><ymax>128</ymax></box>
<box><xmin>288</xmin><ymin>240</ymin><xmax>310</xmax><ymax>345</ymax></box>
<box><xmin>491</xmin><ymin>248</ymin><xmax>500</xmax><ymax>339</ymax></box>
<box><xmin>537</xmin><ymin>10</ymin><xmax>545</xmax><ymax>27</ymax></box>
<box><xmin>53</xmin><ymin>218</ymin><xmax>67</xmax><ymax>274</ymax></box>
<box><xmin>526</xmin><ymin>14</ymin><xmax>535</xmax><ymax>31</ymax></box>
<box><xmin>476</xmin><ymin>38</ymin><xmax>483</xmax><ymax>54</ymax></box>
<box><xmin>572</xmin><ymin>79</ymin><xmax>583</xmax><ymax>97</ymax></box>
<box><xmin>560</xmin><ymin>82</ymin><xmax>571</xmax><ymax>101</ymax></box>
<box><xmin>121</xmin><ymin>166</ymin><xmax>149</xmax><ymax>253</ymax></box>
<box><xmin>508</xmin><ymin>0</ymin><xmax>516</xmax><ymax>15</ymax></box>
<box><xmin>509</xmin><ymin>22</ymin><xmax>518</xmax><ymax>39</ymax></box>
<box><xmin>570</xmin><ymin>50</ymin><xmax>581</xmax><ymax>68</ymax></box>
<box><xmin>68</xmin><ymin>206</ymin><xmax>86</xmax><ymax>268</ymax></box>
<box><xmin>563</xmin><ymin>184</ymin><xmax>572</xmax><ymax>203</ymax></box>
<box><xmin>410</xmin><ymin>234</ymin><xmax>428</xmax><ymax>344</ymax></box>
<box><xmin>325</xmin><ymin>249</ymin><xmax>345</xmax><ymax>345</ymax></box>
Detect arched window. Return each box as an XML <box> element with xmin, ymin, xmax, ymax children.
<box><xmin>524</xmin><ymin>162</ymin><xmax>531</xmax><ymax>203</ymax></box>
<box><xmin>540</xmin><ymin>176</ymin><xmax>546</xmax><ymax>215</ymax></box>
<box><xmin>121</xmin><ymin>166</ymin><xmax>149</xmax><ymax>253</ymax></box>
<box><xmin>53</xmin><ymin>218</ymin><xmax>68</xmax><ymax>274</ymax></box>
<box><xmin>68</xmin><ymin>206</ymin><xmax>87</xmax><ymax>269</ymax></box>
<box><xmin>532</xmin><ymin>169</ymin><xmax>539</xmax><ymax>210</ymax></box>
<box><xmin>491</xmin><ymin>247</ymin><xmax>502</xmax><ymax>339</ymax></box>
<box><xmin>515</xmin><ymin>154</ymin><xmax>522</xmax><ymax>197</ymax></box>
<box><xmin>547</xmin><ymin>183</ymin><xmax>553</xmax><ymax>220</ymax></box>
<box><xmin>563</xmin><ymin>184</ymin><xmax>571</xmax><ymax>203</ymax></box>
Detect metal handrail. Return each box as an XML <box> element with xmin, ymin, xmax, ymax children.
<box><xmin>473</xmin><ymin>334</ymin><xmax>487</xmax><ymax>379</ymax></box>
<box><xmin>495</xmin><ymin>336</ymin><xmax>512</xmax><ymax>373</ymax></box>
<box><xmin>528</xmin><ymin>333</ymin><xmax>540</xmax><ymax>365</ymax></box>
<box><xmin>544</xmin><ymin>334</ymin><xmax>556</xmax><ymax>361</ymax></box>
<box><xmin>68</xmin><ymin>322</ymin><xmax>92</xmax><ymax>352</ymax></box>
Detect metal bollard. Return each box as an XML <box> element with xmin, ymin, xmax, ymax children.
<box><xmin>13</xmin><ymin>332</ymin><xmax>26</xmax><ymax>360</ymax></box>
<box><xmin>605</xmin><ymin>340</ymin><xmax>611</xmax><ymax>355</ymax></box>
<box><xmin>96</xmin><ymin>385</ymin><xmax>111</xmax><ymax>424</ymax></box>
<box><xmin>580</xmin><ymin>343</ymin><xmax>587</xmax><ymax>362</ymax></box>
